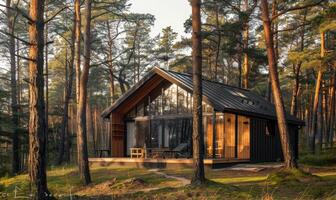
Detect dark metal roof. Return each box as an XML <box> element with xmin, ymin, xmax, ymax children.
<box><xmin>102</xmin><ymin>67</ymin><xmax>304</xmax><ymax>125</ymax></box>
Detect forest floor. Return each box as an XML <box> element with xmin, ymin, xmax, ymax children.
<box><xmin>1</xmin><ymin>160</ymin><xmax>336</xmax><ymax>199</ymax></box>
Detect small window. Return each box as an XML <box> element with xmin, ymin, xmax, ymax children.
<box><xmin>266</xmin><ymin>121</ymin><xmax>273</xmax><ymax>136</ymax></box>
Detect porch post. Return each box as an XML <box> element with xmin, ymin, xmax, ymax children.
<box><xmin>212</xmin><ymin>109</ymin><xmax>216</xmax><ymax>159</ymax></box>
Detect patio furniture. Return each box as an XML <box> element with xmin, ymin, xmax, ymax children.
<box><xmin>146</xmin><ymin>148</ymin><xmax>169</xmax><ymax>158</ymax></box>
<box><xmin>130</xmin><ymin>148</ymin><xmax>146</xmax><ymax>158</ymax></box>
<box><xmin>95</xmin><ymin>149</ymin><xmax>111</xmax><ymax>158</ymax></box>
<box><xmin>163</xmin><ymin>143</ymin><xmax>188</xmax><ymax>158</ymax></box>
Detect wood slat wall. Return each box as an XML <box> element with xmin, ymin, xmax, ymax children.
<box><xmin>249</xmin><ymin>118</ymin><xmax>299</xmax><ymax>162</ymax></box>
<box><xmin>216</xmin><ymin>116</ymin><xmax>225</xmax><ymax>158</ymax></box>
<box><xmin>237</xmin><ymin>116</ymin><xmax>250</xmax><ymax>159</ymax></box>
<box><xmin>224</xmin><ymin>113</ymin><xmax>236</xmax><ymax>159</ymax></box>
<box><xmin>111</xmin><ymin>112</ymin><xmax>124</xmax><ymax>157</ymax></box>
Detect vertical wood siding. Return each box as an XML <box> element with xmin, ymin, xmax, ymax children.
<box><xmin>111</xmin><ymin>112</ymin><xmax>124</xmax><ymax>157</ymax></box>
<box><xmin>224</xmin><ymin>113</ymin><xmax>236</xmax><ymax>159</ymax></box>
<box><xmin>237</xmin><ymin>115</ymin><xmax>250</xmax><ymax>159</ymax></box>
<box><xmin>250</xmin><ymin>117</ymin><xmax>299</xmax><ymax>162</ymax></box>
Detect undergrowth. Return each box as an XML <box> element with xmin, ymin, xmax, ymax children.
<box><xmin>299</xmin><ymin>149</ymin><xmax>336</xmax><ymax>166</ymax></box>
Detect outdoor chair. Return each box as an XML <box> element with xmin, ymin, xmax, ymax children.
<box><xmin>163</xmin><ymin>143</ymin><xmax>188</xmax><ymax>158</ymax></box>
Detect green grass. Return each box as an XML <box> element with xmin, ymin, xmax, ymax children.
<box><xmin>212</xmin><ymin>175</ymin><xmax>267</xmax><ymax>184</ymax></box>
<box><xmin>1</xmin><ymin>163</ymin><xmax>336</xmax><ymax>199</ymax></box>
<box><xmin>0</xmin><ymin>165</ymin><xmax>179</xmax><ymax>199</ymax></box>
<box><xmin>299</xmin><ymin>149</ymin><xmax>336</xmax><ymax>166</ymax></box>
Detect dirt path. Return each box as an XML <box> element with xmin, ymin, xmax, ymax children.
<box><xmin>108</xmin><ymin>169</ymin><xmax>191</xmax><ymax>195</ymax></box>
<box><xmin>148</xmin><ymin>169</ymin><xmax>191</xmax><ymax>187</ymax></box>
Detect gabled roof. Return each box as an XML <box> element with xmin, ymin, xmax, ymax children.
<box><xmin>102</xmin><ymin>67</ymin><xmax>304</xmax><ymax>125</ymax></box>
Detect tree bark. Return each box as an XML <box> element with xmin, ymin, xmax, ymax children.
<box><xmin>75</xmin><ymin>0</ymin><xmax>81</xmax><ymax>106</ymax></box>
<box><xmin>28</xmin><ymin>0</ymin><xmax>49</xmax><ymax>198</ymax></box>
<box><xmin>309</xmin><ymin>32</ymin><xmax>325</xmax><ymax>153</ymax></box>
<box><xmin>290</xmin><ymin>11</ymin><xmax>307</xmax><ymax>116</ymax></box>
<box><xmin>290</xmin><ymin>63</ymin><xmax>301</xmax><ymax>116</ymax></box>
<box><xmin>327</xmin><ymin>67</ymin><xmax>335</xmax><ymax>146</ymax></box>
<box><xmin>242</xmin><ymin>0</ymin><xmax>249</xmax><ymax>89</ymax></box>
<box><xmin>260</xmin><ymin>0</ymin><xmax>297</xmax><ymax>169</ymax></box>
<box><xmin>77</xmin><ymin>0</ymin><xmax>92</xmax><ymax>185</ymax></box>
<box><xmin>316</xmin><ymin>87</ymin><xmax>323</xmax><ymax>153</ymax></box>
<box><xmin>191</xmin><ymin>0</ymin><xmax>205</xmax><ymax>184</ymax></box>
<box><xmin>106</xmin><ymin>20</ymin><xmax>115</xmax><ymax>104</ymax></box>
<box><xmin>58</xmin><ymin>7</ymin><xmax>76</xmax><ymax>165</ymax></box>
<box><xmin>6</xmin><ymin>0</ymin><xmax>20</xmax><ymax>174</ymax></box>
<box><xmin>44</xmin><ymin>0</ymin><xmax>49</xmax><ymax>163</ymax></box>
<box><xmin>214</xmin><ymin>6</ymin><xmax>221</xmax><ymax>81</ymax></box>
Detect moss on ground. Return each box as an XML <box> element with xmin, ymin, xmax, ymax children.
<box><xmin>1</xmin><ymin>164</ymin><xmax>336</xmax><ymax>199</ymax></box>
<box><xmin>266</xmin><ymin>168</ymin><xmax>319</xmax><ymax>185</ymax></box>
<box><xmin>299</xmin><ymin>150</ymin><xmax>336</xmax><ymax>166</ymax></box>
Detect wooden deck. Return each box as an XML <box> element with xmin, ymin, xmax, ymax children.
<box><xmin>89</xmin><ymin>157</ymin><xmax>250</xmax><ymax>169</ymax></box>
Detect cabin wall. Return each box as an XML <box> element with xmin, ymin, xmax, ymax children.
<box><xmin>250</xmin><ymin>117</ymin><xmax>299</xmax><ymax>162</ymax></box>
<box><xmin>111</xmin><ymin>112</ymin><xmax>125</xmax><ymax>157</ymax></box>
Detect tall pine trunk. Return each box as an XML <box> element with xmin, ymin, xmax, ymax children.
<box><xmin>191</xmin><ymin>0</ymin><xmax>205</xmax><ymax>184</ymax></box>
<box><xmin>309</xmin><ymin>32</ymin><xmax>325</xmax><ymax>153</ymax></box>
<box><xmin>6</xmin><ymin>0</ymin><xmax>20</xmax><ymax>174</ymax></box>
<box><xmin>327</xmin><ymin>68</ymin><xmax>335</xmax><ymax>146</ymax></box>
<box><xmin>28</xmin><ymin>0</ymin><xmax>49</xmax><ymax>198</ymax></box>
<box><xmin>214</xmin><ymin>6</ymin><xmax>221</xmax><ymax>81</ymax></box>
<box><xmin>77</xmin><ymin>0</ymin><xmax>92</xmax><ymax>185</ymax></box>
<box><xmin>260</xmin><ymin>0</ymin><xmax>297</xmax><ymax>169</ymax></box>
<box><xmin>75</xmin><ymin>0</ymin><xmax>81</xmax><ymax>106</ymax></box>
<box><xmin>290</xmin><ymin>11</ymin><xmax>306</xmax><ymax>117</ymax></box>
<box><xmin>44</xmin><ymin>0</ymin><xmax>49</xmax><ymax>163</ymax></box>
<box><xmin>106</xmin><ymin>20</ymin><xmax>115</xmax><ymax>104</ymax></box>
<box><xmin>58</xmin><ymin>8</ymin><xmax>76</xmax><ymax>165</ymax></box>
<box><xmin>242</xmin><ymin>0</ymin><xmax>249</xmax><ymax>89</ymax></box>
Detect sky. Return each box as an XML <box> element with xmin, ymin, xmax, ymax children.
<box><xmin>129</xmin><ymin>0</ymin><xmax>191</xmax><ymax>38</ymax></box>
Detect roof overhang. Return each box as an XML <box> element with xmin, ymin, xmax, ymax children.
<box><xmin>101</xmin><ymin>67</ymin><xmax>305</xmax><ymax>126</ymax></box>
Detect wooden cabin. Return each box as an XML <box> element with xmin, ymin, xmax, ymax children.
<box><xmin>91</xmin><ymin>67</ymin><xmax>304</xmax><ymax>168</ymax></box>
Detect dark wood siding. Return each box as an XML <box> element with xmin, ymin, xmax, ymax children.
<box><xmin>250</xmin><ymin>118</ymin><xmax>298</xmax><ymax>162</ymax></box>
<box><xmin>111</xmin><ymin>112</ymin><xmax>125</xmax><ymax>157</ymax></box>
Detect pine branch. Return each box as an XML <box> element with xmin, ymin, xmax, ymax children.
<box><xmin>0</xmin><ymin>4</ymin><xmax>33</xmax><ymax>22</ymax></box>
<box><xmin>0</xmin><ymin>30</ymin><xmax>30</xmax><ymax>45</ymax></box>
<box><xmin>271</xmin><ymin>0</ymin><xmax>326</xmax><ymax>21</ymax></box>
<box><xmin>44</xmin><ymin>6</ymin><xmax>68</xmax><ymax>24</ymax></box>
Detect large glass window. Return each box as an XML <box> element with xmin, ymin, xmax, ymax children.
<box><xmin>204</xmin><ymin>113</ymin><xmax>224</xmax><ymax>158</ymax></box>
<box><xmin>204</xmin><ymin>113</ymin><xmax>250</xmax><ymax>160</ymax></box>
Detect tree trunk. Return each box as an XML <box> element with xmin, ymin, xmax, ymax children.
<box><xmin>214</xmin><ymin>6</ymin><xmax>221</xmax><ymax>81</ymax></box>
<box><xmin>75</xmin><ymin>0</ymin><xmax>81</xmax><ymax>106</ymax></box>
<box><xmin>44</xmin><ymin>0</ymin><xmax>49</xmax><ymax>163</ymax></box>
<box><xmin>191</xmin><ymin>0</ymin><xmax>205</xmax><ymax>184</ymax></box>
<box><xmin>28</xmin><ymin>0</ymin><xmax>49</xmax><ymax>198</ymax></box>
<box><xmin>316</xmin><ymin>89</ymin><xmax>323</xmax><ymax>153</ymax></box>
<box><xmin>309</xmin><ymin>32</ymin><xmax>325</xmax><ymax>153</ymax></box>
<box><xmin>290</xmin><ymin>63</ymin><xmax>301</xmax><ymax>116</ymax></box>
<box><xmin>290</xmin><ymin>11</ymin><xmax>306</xmax><ymax>116</ymax></box>
<box><xmin>6</xmin><ymin>0</ymin><xmax>20</xmax><ymax>174</ymax></box>
<box><xmin>260</xmin><ymin>0</ymin><xmax>297</xmax><ymax>169</ymax></box>
<box><xmin>77</xmin><ymin>0</ymin><xmax>92</xmax><ymax>185</ymax></box>
<box><xmin>242</xmin><ymin>0</ymin><xmax>249</xmax><ymax>89</ymax></box>
<box><xmin>106</xmin><ymin>20</ymin><xmax>115</xmax><ymax>104</ymax></box>
<box><xmin>58</xmin><ymin>7</ymin><xmax>76</xmax><ymax>165</ymax></box>
<box><xmin>327</xmin><ymin>67</ymin><xmax>335</xmax><ymax>146</ymax></box>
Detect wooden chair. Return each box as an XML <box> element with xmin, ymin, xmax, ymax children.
<box><xmin>130</xmin><ymin>148</ymin><xmax>145</xmax><ymax>158</ymax></box>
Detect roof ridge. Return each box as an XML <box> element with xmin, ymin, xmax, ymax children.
<box><xmin>157</xmin><ymin>67</ymin><xmax>251</xmax><ymax>92</ymax></box>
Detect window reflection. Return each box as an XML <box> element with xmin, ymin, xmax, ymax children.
<box><xmin>126</xmin><ymin>83</ymin><xmax>212</xmax><ymax>118</ymax></box>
